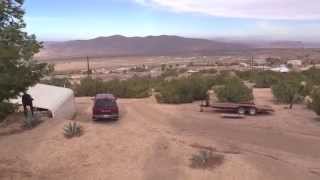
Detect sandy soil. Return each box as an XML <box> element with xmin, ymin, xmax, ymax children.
<box><xmin>50</xmin><ymin>56</ymin><xmax>195</xmax><ymax>72</ymax></box>
<box><xmin>0</xmin><ymin>89</ymin><xmax>320</xmax><ymax>180</ymax></box>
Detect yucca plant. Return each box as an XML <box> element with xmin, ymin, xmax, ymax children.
<box><xmin>63</xmin><ymin>122</ymin><xmax>82</xmax><ymax>138</ymax></box>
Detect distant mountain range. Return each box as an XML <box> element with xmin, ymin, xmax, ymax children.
<box><xmin>36</xmin><ymin>35</ymin><xmax>249</xmax><ymax>59</ymax></box>
<box><xmin>36</xmin><ymin>35</ymin><xmax>320</xmax><ymax>60</ymax></box>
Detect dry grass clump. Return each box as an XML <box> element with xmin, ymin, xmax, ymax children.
<box><xmin>190</xmin><ymin>150</ymin><xmax>224</xmax><ymax>169</ymax></box>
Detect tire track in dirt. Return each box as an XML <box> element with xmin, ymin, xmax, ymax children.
<box><xmin>123</xmin><ymin>101</ymin><xmax>188</xmax><ymax>180</ymax></box>
<box><xmin>143</xmin><ymin>137</ymin><xmax>186</xmax><ymax>180</ymax></box>
<box><xmin>126</xmin><ymin>99</ymin><xmax>320</xmax><ymax>180</ymax></box>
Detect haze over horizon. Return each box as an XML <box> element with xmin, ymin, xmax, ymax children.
<box><xmin>24</xmin><ymin>0</ymin><xmax>320</xmax><ymax>42</ymax></box>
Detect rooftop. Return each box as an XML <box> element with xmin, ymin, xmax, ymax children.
<box><xmin>95</xmin><ymin>93</ymin><xmax>116</xmax><ymax>100</ymax></box>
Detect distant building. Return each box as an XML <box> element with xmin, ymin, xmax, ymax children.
<box><xmin>287</xmin><ymin>60</ymin><xmax>302</xmax><ymax>67</ymax></box>
<box><xmin>112</xmin><ymin>67</ymin><xmax>130</xmax><ymax>74</ymax></box>
<box><xmin>239</xmin><ymin>63</ymin><xmax>249</xmax><ymax>67</ymax></box>
<box><xmin>254</xmin><ymin>59</ymin><xmax>268</xmax><ymax>65</ymax></box>
<box><xmin>270</xmin><ymin>65</ymin><xmax>290</xmax><ymax>73</ymax></box>
<box><xmin>187</xmin><ymin>70</ymin><xmax>199</xmax><ymax>74</ymax></box>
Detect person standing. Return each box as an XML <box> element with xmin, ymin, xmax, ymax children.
<box><xmin>22</xmin><ymin>92</ymin><xmax>34</xmax><ymax>116</ymax></box>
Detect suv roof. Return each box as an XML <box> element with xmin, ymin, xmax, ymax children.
<box><xmin>95</xmin><ymin>93</ymin><xmax>116</xmax><ymax>100</ymax></box>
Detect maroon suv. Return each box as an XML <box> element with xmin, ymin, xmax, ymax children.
<box><xmin>92</xmin><ymin>94</ymin><xmax>119</xmax><ymax>120</ymax></box>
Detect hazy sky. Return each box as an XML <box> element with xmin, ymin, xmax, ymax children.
<box><xmin>24</xmin><ymin>0</ymin><xmax>320</xmax><ymax>41</ymax></box>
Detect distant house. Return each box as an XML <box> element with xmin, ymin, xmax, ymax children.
<box><xmin>239</xmin><ymin>63</ymin><xmax>249</xmax><ymax>67</ymax></box>
<box><xmin>270</xmin><ymin>65</ymin><xmax>290</xmax><ymax>73</ymax></box>
<box><xmin>254</xmin><ymin>59</ymin><xmax>268</xmax><ymax>66</ymax></box>
<box><xmin>112</xmin><ymin>67</ymin><xmax>130</xmax><ymax>74</ymax></box>
<box><xmin>187</xmin><ymin>70</ymin><xmax>199</xmax><ymax>74</ymax></box>
<box><xmin>287</xmin><ymin>60</ymin><xmax>302</xmax><ymax>67</ymax></box>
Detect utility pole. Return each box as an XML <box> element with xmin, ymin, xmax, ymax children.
<box><xmin>251</xmin><ymin>55</ymin><xmax>254</xmax><ymax>72</ymax></box>
<box><xmin>86</xmin><ymin>56</ymin><xmax>91</xmax><ymax>77</ymax></box>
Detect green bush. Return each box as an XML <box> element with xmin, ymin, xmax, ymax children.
<box><xmin>254</xmin><ymin>71</ymin><xmax>281</xmax><ymax>88</ymax></box>
<box><xmin>161</xmin><ymin>68</ymin><xmax>187</xmax><ymax>78</ymax></box>
<box><xmin>271</xmin><ymin>80</ymin><xmax>304</xmax><ymax>108</ymax></box>
<box><xmin>214</xmin><ymin>77</ymin><xmax>253</xmax><ymax>103</ymax></box>
<box><xmin>155</xmin><ymin>79</ymin><xmax>194</xmax><ymax>104</ymax></box>
<box><xmin>0</xmin><ymin>102</ymin><xmax>16</xmax><ymax>122</ymax></box>
<box><xmin>235</xmin><ymin>70</ymin><xmax>283</xmax><ymax>88</ymax></box>
<box><xmin>236</xmin><ymin>71</ymin><xmax>256</xmax><ymax>81</ymax></box>
<box><xmin>41</xmin><ymin>77</ymin><xmax>72</xmax><ymax>88</ymax></box>
<box><xmin>302</xmin><ymin>68</ymin><xmax>320</xmax><ymax>87</ymax></box>
<box><xmin>104</xmin><ymin>78</ymin><xmax>151</xmax><ymax>98</ymax></box>
<box><xmin>156</xmin><ymin>75</ymin><xmax>215</xmax><ymax>104</ymax></box>
<box><xmin>74</xmin><ymin>77</ymin><xmax>105</xmax><ymax>97</ymax></box>
<box><xmin>310</xmin><ymin>86</ymin><xmax>320</xmax><ymax>116</ymax></box>
<box><xmin>74</xmin><ymin>76</ymin><xmax>152</xmax><ymax>98</ymax></box>
<box><xmin>198</xmin><ymin>69</ymin><xmax>218</xmax><ymax>74</ymax></box>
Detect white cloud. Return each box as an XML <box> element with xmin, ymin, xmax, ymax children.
<box><xmin>134</xmin><ymin>0</ymin><xmax>320</xmax><ymax>20</ymax></box>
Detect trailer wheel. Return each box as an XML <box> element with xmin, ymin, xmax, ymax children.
<box><xmin>249</xmin><ymin>108</ymin><xmax>257</xmax><ymax>116</ymax></box>
<box><xmin>200</xmin><ymin>106</ymin><xmax>204</xmax><ymax>112</ymax></box>
<box><xmin>238</xmin><ymin>107</ymin><xmax>246</xmax><ymax>115</ymax></box>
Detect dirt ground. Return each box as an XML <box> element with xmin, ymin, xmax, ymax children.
<box><xmin>50</xmin><ymin>56</ymin><xmax>194</xmax><ymax>72</ymax></box>
<box><xmin>1</xmin><ymin>88</ymin><xmax>320</xmax><ymax>180</ymax></box>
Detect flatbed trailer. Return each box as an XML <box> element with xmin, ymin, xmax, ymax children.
<box><xmin>201</xmin><ymin>102</ymin><xmax>274</xmax><ymax>115</ymax></box>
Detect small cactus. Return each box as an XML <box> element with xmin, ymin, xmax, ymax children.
<box><xmin>63</xmin><ymin>122</ymin><xmax>82</xmax><ymax>138</ymax></box>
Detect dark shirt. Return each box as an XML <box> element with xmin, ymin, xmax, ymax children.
<box><xmin>22</xmin><ymin>94</ymin><xmax>33</xmax><ymax>105</ymax></box>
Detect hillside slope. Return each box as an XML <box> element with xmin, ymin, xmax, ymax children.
<box><xmin>36</xmin><ymin>35</ymin><xmax>249</xmax><ymax>59</ymax></box>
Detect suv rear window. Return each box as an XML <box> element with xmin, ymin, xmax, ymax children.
<box><xmin>95</xmin><ymin>99</ymin><xmax>116</xmax><ymax>108</ymax></box>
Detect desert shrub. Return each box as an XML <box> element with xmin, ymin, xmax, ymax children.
<box><xmin>271</xmin><ymin>80</ymin><xmax>305</xmax><ymax>108</ymax></box>
<box><xmin>74</xmin><ymin>76</ymin><xmax>152</xmax><ymax>98</ymax></box>
<box><xmin>155</xmin><ymin>75</ymin><xmax>215</xmax><ymax>104</ymax></box>
<box><xmin>236</xmin><ymin>71</ymin><xmax>256</xmax><ymax>81</ymax></box>
<box><xmin>211</xmin><ymin>73</ymin><xmax>232</xmax><ymax>86</ymax></box>
<box><xmin>156</xmin><ymin>79</ymin><xmax>194</xmax><ymax>104</ymax></box>
<box><xmin>156</xmin><ymin>73</ymin><xmax>253</xmax><ymax>104</ymax></box>
<box><xmin>199</xmin><ymin>68</ymin><xmax>218</xmax><ymax>74</ymax></box>
<box><xmin>190</xmin><ymin>150</ymin><xmax>224</xmax><ymax>169</ymax></box>
<box><xmin>63</xmin><ymin>122</ymin><xmax>82</xmax><ymax>138</ymax></box>
<box><xmin>214</xmin><ymin>77</ymin><xmax>253</xmax><ymax>103</ymax></box>
<box><xmin>310</xmin><ymin>86</ymin><xmax>320</xmax><ymax>116</ymax></box>
<box><xmin>254</xmin><ymin>71</ymin><xmax>281</xmax><ymax>88</ymax></box>
<box><xmin>284</xmin><ymin>72</ymin><xmax>306</xmax><ymax>83</ymax></box>
<box><xmin>41</xmin><ymin>77</ymin><xmax>72</xmax><ymax>88</ymax></box>
<box><xmin>161</xmin><ymin>68</ymin><xmax>185</xmax><ymax>78</ymax></box>
<box><xmin>22</xmin><ymin>113</ymin><xmax>42</xmax><ymax>129</ymax></box>
<box><xmin>235</xmin><ymin>70</ymin><xmax>281</xmax><ymax>88</ymax></box>
<box><xmin>105</xmin><ymin>76</ymin><xmax>152</xmax><ymax>98</ymax></box>
<box><xmin>0</xmin><ymin>102</ymin><xmax>16</xmax><ymax>122</ymax></box>
<box><xmin>302</xmin><ymin>68</ymin><xmax>320</xmax><ymax>86</ymax></box>
<box><xmin>74</xmin><ymin>77</ymin><xmax>105</xmax><ymax>97</ymax></box>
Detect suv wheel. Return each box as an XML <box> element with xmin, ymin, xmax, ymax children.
<box><xmin>249</xmin><ymin>108</ymin><xmax>257</xmax><ymax>116</ymax></box>
<box><xmin>238</xmin><ymin>107</ymin><xmax>246</xmax><ymax>115</ymax></box>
